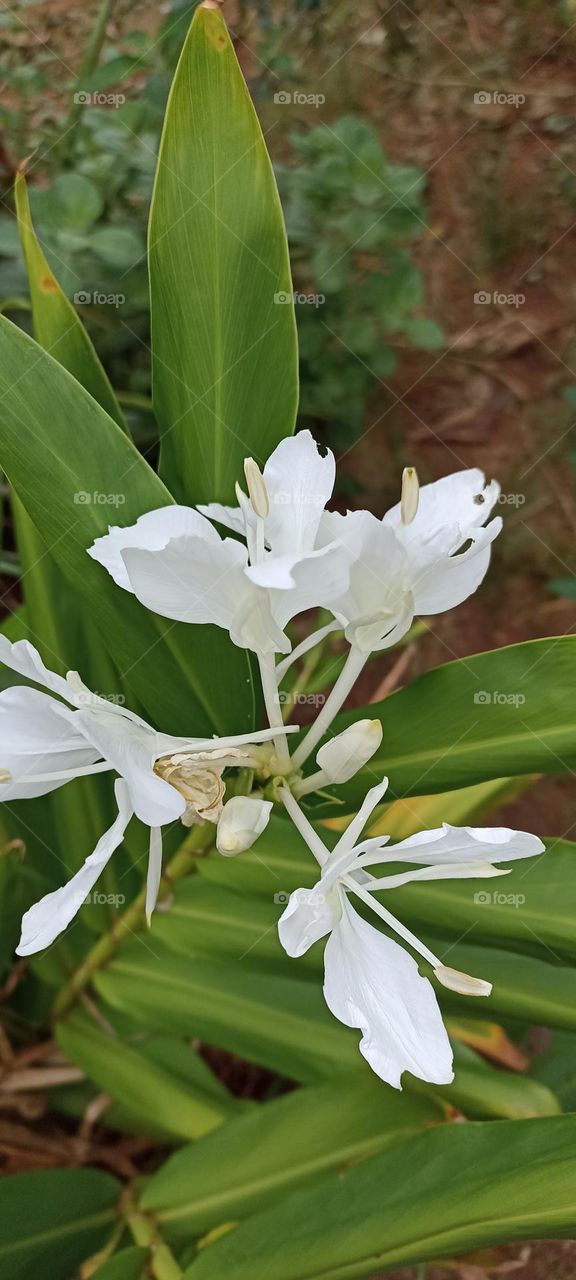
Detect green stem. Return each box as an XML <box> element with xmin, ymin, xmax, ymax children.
<box><xmin>53</xmin><ymin>822</ymin><xmax>213</xmax><ymax>1020</ymax></box>
<box><xmin>122</xmin><ymin>1191</ymin><xmax>183</xmax><ymax>1280</ymax></box>
<box><xmin>59</xmin><ymin>0</ymin><xmax>116</xmax><ymax>160</ymax></box>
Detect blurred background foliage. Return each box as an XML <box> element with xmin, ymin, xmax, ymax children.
<box><xmin>2</xmin><ymin>3</ymin><xmax>576</xmax><ymax>1276</ymax></box>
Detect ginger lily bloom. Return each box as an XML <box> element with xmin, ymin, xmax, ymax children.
<box><xmin>322</xmin><ymin>468</ymin><xmax>502</xmax><ymax>655</ymax></box>
<box><xmin>0</xmin><ymin>638</ymin><xmax>282</xmax><ymax>954</ymax></box>
<box><xmin>279</xmin><ymin>781</ymin><xmax>544</xmax><ymax>1089</ymax></box>
<box><xmin>88</xmin><ymin>431</ymin><xmax>348</xmax><ymax>658</ymax></box>
<box><xmin>294</xmin><ymin>468</ymin><xmax>502</xmax><ymax>767</ymax></box>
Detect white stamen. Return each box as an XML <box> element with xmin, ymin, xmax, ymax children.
<box><xmin>435</xmin><ymin>965</ymin><xmax>492</xmax><ymax>998</ymax></box>
<box><xmin>400</xmin><ymin>466</ymin><xmax>419</xmax><ymax>525</ymax></box>
<box><xmin>244</xmin><ymin>458</ymin><xmax>270</xmax><ymax>519</ymax></box>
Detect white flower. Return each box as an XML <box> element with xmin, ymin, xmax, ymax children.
<box><xmin>315</xmin><ymin>719</ymin><xmax>383</xmax><ymax>784</ymax></box>
<box><xmin>88</xmin><ymin>432</ymin><xmax>349</xmax><ymax>657</ymax></box>
<box><xmin>278</xmin><ymin>780</ymin><xmax>544</xmax><ymax>1089</ymax></box>
<box><xmin>319</xmin><ymin>469</ymin><xmax>502</xmax><ymax>653</ymax></box>
<box><xmin>294</xmin><ymin>719</ymin><xmax>383</xmax><ymax>796</ymax></box>
<box><xmin>216</xmin><ymin>795</ymin><xmax>272</xmax><ymax>856</ymax></box>
<box><xmin>0</xmin><ymin>638</ymin><xmax>286</xmax><ymax>953</ymax></box>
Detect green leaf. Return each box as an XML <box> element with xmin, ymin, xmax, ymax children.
<box><xmin>142</xmin><ymin>1073</ymin><xmax>444</xmax><ymax>1241</ymax></box>
<box><xmin>0</xmin><ymin>315</ymin><xmax>253</xmax><ymax>734</ymax></box>
<box><xmin>31</xmin><ymin>173</ymin><xmax>103</xmax><ymax>233</ymax></box>
<box><xmin>95</xmin><ymin>939</ymin><xmax>357</xmax><ymax>1084</ymax></box>
<box><xmin>149</xmin><ymin>5</ymin><xmax>298</xmax><ymax>503</ymax></box>
<box><xmin>0</xmin><ymin>1168</ymin><xmax>119</xmax><ymax>1280</ymax></box>
<box><xmin>94</xmin><ymin>937</ymin><xmax>556</xmax><ymax>1118</ymax></box>
<box><xmin>182</xmin><ymin>1117</ymin><xmax>576</xmax><ymax>1280</ymax></box>
<box><xmin>403</xmin><ymin>315</ymin><xmax>444</xmax><ymax>348</ymax></box>
<box><xmin>152</xmin><ymin>877</ymin><xmax>576</xmax><ymax>1038</ymax></box>
<box><xmin>58</xmin><ymin>1011</ymin><xmax>237</xmax><ymax>1141</ymax></box>
<box><xmin>198</xmin><ymin>814</ymin><xmax>576</xmax><ymax>969</ymax></box>
<box><xmin>328</xmin><ymin>637</ymin><xmax>576</xmax><ymax>807</ymax></box>
<box><xmin>15</xmin><ymin>169</ymin><xmax>123</xmax><ymax>426</ymax></box>
<box><xmin>91</xmin><ymin>226</ymin><xmax>146</xmax><ymax>270</ymax></box>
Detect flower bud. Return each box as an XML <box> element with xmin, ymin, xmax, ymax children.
<box><xmin>244</xmin><ymin>457</ymin><xmax>269</xmax><ymax>518</ymax></box>
<box><xmin>400</xmin><ymin>466</ymin><xmax>419</xmax><ymax>525</ymax></box>
<box><xmin>434</xmin><ymin>965</ymin><xmax>492</xmax><ymax>998</ymax></box>
<box><xmin>216</xmin><ymin>796</ymin><xmax>272</xmax><ymax>857</ymax></box>
<box><xmin>316</xmin><ymin>719</ymin><xmax>383</xmax><ymax>784</ymax></box>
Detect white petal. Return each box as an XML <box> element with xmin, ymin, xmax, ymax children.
<box><xmin>264</xmin><ymin>544</ymin><xmax>352</xmax><ymax>630</ymax></box>
<box><xmin>197</xmin><ymin>502</ymin><xmax>246</xmax><ymax>538</ymax></box>
<box><xmin>323</xmin><ymin>896</ymin><xmax>453</xmax><ymax>1089</ymax></box>
<box><xmin>146</xmin><ymin>826</ymin><xmax>163</xmax><ymax>924</ymax></box>
<box><xmin>16</xmin><ymin>779</ymin><xmax>133</xmax><ymax>955</ymax></box>
<box><xmin>316</xmin><ymin>719</ymin><xmax>383</xmax><ymax>784</ymax></box>
<box><xmin>384</xmin><ymin>468</ymin><xmax>501</xmax><ymax>550</ymax></box>
<box><xmin>0</xmin><ymin>637</ymin><xmax>75</xmax><ymax>704</ymax></box>
<box><xmin>367</xmin><ymin>859</ymin><xmax>511</xmax><ymax>891</ymax></box>
<box><xmin>229</xmin><ymin>589</ymin><xmax>291</xmax><ymax>656</ymax></box>
<box><xmin>121</xmin><ymin>534</ymin><xmax>249</xmax><ymax>631</ymax></box>
<box><xmin>263</xmin><ymin>431</ymin><xmax>335</xmax><ymax>558</ymax></box>
<box><xmin>278</xmin><ymin>885</ymin><xmax>339</xmax><ymax>958</ymax></box>
<box><xmin>362</xmin><ymin>822</ymin><xmax>545</xmax><ymax>869</ymax></box>
<box><xmin>88</xmin><ymin>505</ymin><xmax>219</xmax><ymax>590</ymax></box>
<box><xmin>411</xmin><ymin>519</ymin><xmax>502</xmax><ymax>615</ymax></box>
<box><xmin>216</xmin><ymin>796</ymin><xmax>272</xmax><ymax>856</ymax></box>
<box><xmin>319</xmin><ymin>513</ymin><xmax>413</xmax><ymax>652</ymax></box>
<box><xmin>75</xmin><ymin>708</ymin><xmax>185</xmax><ymax>827</ymax></box>
<box><xmin>0</xmin><ymin>688</ymin><xmax>100</xmax><ymax>799</ymax></box>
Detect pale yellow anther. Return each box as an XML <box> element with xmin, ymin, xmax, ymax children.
<box><xmin>400</xmin><ymin>466</ymin><xmax>419</xmax><ymax>525</ymax></box>
<box><xmin>434</xmin><ymin>965</ymin><xmax>492</xmax><ymax>998</ymax></box>
<box><xmin>0</xmin><ymin>770</ymin><xmax>11</xmax><ymax>783</ymax></box>
<box><xmin>244</xmin><ymin>458</ymin><xmax>270</xmax><ymax>519</ymax></box>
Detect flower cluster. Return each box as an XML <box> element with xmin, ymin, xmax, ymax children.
<box><xmin>0</xmin><ymin>431</ymin><xmax>543</xmax><ymax>1089</ymax></box>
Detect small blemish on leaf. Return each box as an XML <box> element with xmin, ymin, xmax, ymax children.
<box><xmin>40</xmin><ymin>275</ymin><xmax>58</xmax><ymax>293</ymax></box>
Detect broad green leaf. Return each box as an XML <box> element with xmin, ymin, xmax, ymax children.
<box><xmin>95</xmin><ymin>939</ymin><xmax>357</xmax><ymax>1083</ymax></box>
<box><xmin>326</xmin><ymin>637</ymin><xmax>576</xmax><ymax>807</ymax></box>
<box><xmin>152</xmin><ymin>878</ymin><xmax>576</xmax><ymax>1037</ymax></box>
<box><xmin>95</xmin><ymin>939</ymin><xmax>556</xmax><ymax>1118</ymax></box>
<box><xmin>15</xmin><ymin>169</ymin><xmax>123</xmax><ymax>426</ymax></box>
<box><xmin>198</xmin><ymin>819</ymin><xmax>576</xmax><ymax>966</ymax></box>
<box><xmin>0</xmin><ymin>315</ymin><xmax>253</xmax><ymax>734</ymax></box>
<box><xmin>149</xmin><ymin>5</ymin><xmax>297</xmax><ymax>503</ymax></box>
<box><xmin>58</xmin><ymin>1012</ymin><xmax>237</xmax><ymax>1141</ymax></box>
<box><xmin>183</xmin><ymin>1116</ymin><xmax>576</xmax><ymax>1280</ymax></box>
<box><xmin>429</xmin><ymin>1041</ymin><xmax>558</xmax><ymax>1120</ymax></box>
<box><xmin>142</xmin><ymin>1073</ymin><xmax>444</xmax><ymax>1240</ymax></box>
<box><xmin>14</xmin><ymin>169</ymin><xmax>127</xmax><ymax>877</ymax></box>
<box><xmin>0</xmin><ymin>1168</ymin><xmax>119</xmax><ymax>1280</ymax></box>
